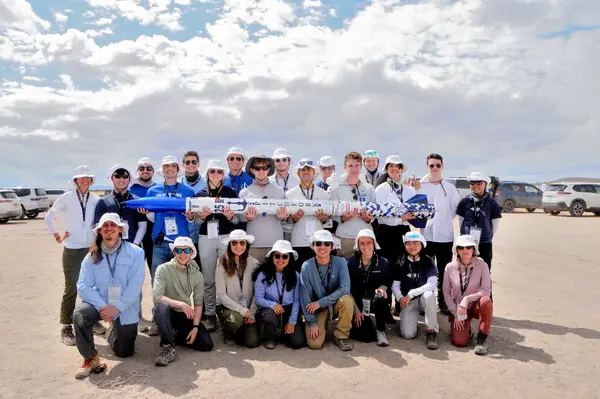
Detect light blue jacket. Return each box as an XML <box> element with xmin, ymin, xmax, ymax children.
<box><xmin>77</xmin><ymin>241</ymin><xmax>145</xmax><ymax>325</ymax></box>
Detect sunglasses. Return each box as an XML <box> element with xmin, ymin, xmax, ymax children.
<box><xmin>252</xmin><ymin>165</ymin><xmax>270</xmax><ymax>171</ymax></box>
<box><xmin>314</xmin><ymin>241</ymin><xmax>332</xmax><ymax>247</ymax></box>
<box><xmin>469</xmin><ymin>181</ymin><xmax>484</xmax><ymax>185</ymax></box>
<box><xmin>273</xmin><ymin>253</ymin><xmax>290</xmax><ymax>260</ymax></box>
<box><xmin>184</xmin><ymin>160</ymin><xmax>199</xmax><ymax>165</ymax></box>
<box><xmin>138</xmin><ymin>166</ymin><xmax>153</xmax><ymax>172</ymax></box>
<box><xmin>456</xmin><ymin>246</ymin><xmax>474</xmax><ymax>251</ymax></box>
<box><xmin>320</xmin><ymin>166</ymin><xmax>334</xmax><ymax>171</ymax></box>
<box><xmin>428</xmin><ymin>163</ymin><xmax>442</xmax><ymax>169</ymax></box>
<box><xmin>228</xmin><ymin>156</ymin><xmax>243</xmax><ymax>162</ymax></box>
<box><xmin>113</xmin><ymin>173</ymin><xmax>130</xmax><ymax>179</ymax></box>
<box><xmin>230</xmin><ymin>240</ymin><xmax>247</xmax><ymax>247</ymax></box>
<box><xmin>209</xmin><ymin>169</ymin><xmax>224</xmax><ymax>175</ymax></box>
<box><xmin>275</xmin><ymin>158</ymin><xmax>290</xmax><ymax>163</ymax></box>
<box><xmin>364</xmin><ymin>151</ymin><xmax>378</xmax><ymax>157</ymax></box>
<box><xmin>299</xmin><ymin>160</ymin><xmax>314</xmax><ymax>167</ymax></box>
<box><xmin>351</xmin><ymin>187</ymin><xmax>359</xmax><ymax>201</ymax></box>
<box><xmin>174</xmin><ymin>247</ymin><xmax>192</xmax><ymax>254</ymax></box>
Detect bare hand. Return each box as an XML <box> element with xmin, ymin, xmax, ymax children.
<box><xmin>54</xmin><ymin>231</ymin><xmax>70</xmax><ymax>244</ymax></box>
<box><xmin>179</xmin><ymin>302</ymin><xmax>195</xmax><ymax>319</ymax></box>
<box><xmin>315</xmin><ymin>209</ymin><xmax>329</xmax><ymax>223</ymax></box>
<box><xmin>292</xmin><ymin>209</ymin><xmax>305</xmax><ymax>222</ymax></box>
<box><xmin>276</xmin><ymin>206</ymin><xmax>289</xmax><ymax>221</ymax></box>
<box><xmin>137</xmin><ymin>207</ymin><xmax>149</xmax><ymax>214</ymax></box>
<box><xmin>222</xmin><ymin>206</ymin><xmax>234</xmax><ymax>220</ymax></box>
<box><xmin>454</xmin><ymin>319</ymin><xmax>465</xmax><ymax>331</ymax></box>
<box><xmin>245</xmin><ymin>317</ymin><xmax>255</xmax><ymax>324</ymax></box>
<box><xmin>457</xmin><ymin>305</ymin><xmax>467</xmax><ymax>318</ymax></box>
<box><xmin>186</xmin><ymin>327</ymin><xmax>198</xmax><ymax>344</ymax></box>
<box><xmin>197</xmin><ymin>206</ymin><xmax>211</xmax><ymax>220</ymax></box>
<box><xmin>306</xmin><ymin>301</ymin><xmax>321</xmax><ymax>314</ymax></box>
<box><xmin>273</xmin><ymin>304</ymin><xmax>284</xmax><ymax>315</ymax></box>
<box><xmin>413</xmin><ymin>179</ymin><xmax>422</xmax><ymax>190</ymax></box>
<box><xmin>342</xmin><ymin>209</ymin><xmax>358</xmax><ymax>222</ymax></box>
<box><xmin>244</xmin><ymin>206</ymin><xmax>257</xmax><ymax>221</ymax></box>
<box><xmin>184</xmin><ymin>211</ymin><xmax>196</xmax><ymax>221</ymax></box>
<box><xmin>284</xmin><ymin>322</ymin><xmax>295</xmax><ymax>335</ymax></box>
<box><xmin>400</xmin><ymin>295</ymin><xmax>411</xmax><ymax>308</ymax></box>
<box><xmin>401</xmin><ymin>212</ymin><xmax>416</xmax><ymax>222</ymax></box>
<box><xmin>99</xmin><ymin>305</ymin><xmax>120</xmax><ymax>322</ymax></box>
<box><xmin>354</xmin><ymin>311</ymin><xmax>364</xmax><ymax>327</ymax></box>
<box><xmin>359</xmin><ymin>208</ymin><xmax>372</xmax><ymax>222</ymax></box>
<box><xmin>308</xmin><ymin>325</ymin><xmax>320</xmax><ymax>340</ymax></box>
<box><xmin>243</xmin><ymin>310</ymin><xmax>252</xmax><ymax>318</ymax></box>
<box><xmin>375</xmin><ymin>288</ymin><xmax>388</xmax><ymax>299</ymax></box>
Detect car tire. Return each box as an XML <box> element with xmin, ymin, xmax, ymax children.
<box><xmin>550</xmin><ymin>211</ymin><xmax>560</xmax><ymax>216</ymax></box>
<box><xmin>502</xmin><ymin>200</ymin><xmax>515</xmax><ymax>213</ymax></box>
<box><xmin>543</xmin><ymin>209</ymin><xmax>550</xmax><ymax>213</ymax></box>
<box><xmin>0</xmin><ymin>218</ymin><xmax>8</xmax><ymax>224</ymax></box>
<box><xmin>18</xmin><ymin>206</ymin><xmax>26</xmax><ymax>220</ymax></box>
<box><xmin>569</xmin><ymin>200</ymin><xmax>586</xmax><ymax>217</ymax></box>
<box><xmin>526</xmin><ymin>208</ymin><xmax>536</xmax><ymax>213</ymax></box>
<box><xmin>25</xmin><ymin>211</ymin><xmax>39</xmax><ymax>219</ymax></box>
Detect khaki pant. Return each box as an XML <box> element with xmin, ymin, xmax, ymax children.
<box><xmin>248</xmin><ymin>247</ymin><xmax>270</xmax><ymax>263</ymax></box>
<box><xmin>305</xmin><ymin>295</ymin><xmax>354</xmax><ymax>349</ymax></box>
<box><xmin>337</xmin><ymin>238</ymin><xmax>356</xmax><ymax>259</ymax></box>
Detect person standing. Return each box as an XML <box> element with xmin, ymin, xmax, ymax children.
<box><xmin>362</xmin><ymin>150</ymin><xmax>381</xmax><ymax>186</ymax></box>
<box><xmin>270</xmin><ymin>148</ymin><xmax>298</xmax><ymax>241</ymax></box>
<box><xmin>316</xmin><ymin>156</ymin><xmax>336</xmax><ymax>191</ymax></box>
<box><xmin>180</xmin><ymin>151</ymin><xmax>205</xmax><ymax>266</ymax></box>
<box><xmin>45</xmin><ymin>165</ymin><xmax>104</xmax><ymax>345</ymax></box>
<box><xmin>130</xmin><ymin>157</ymin><xmax>157</xmax><ymax>273</ymax></box>
<box><xmin>416</xmin><ymin>153</ymin><xmax>460</xmax><ymax>315</ymax></box>
<box><xmin>223</xmin><ymin>147</ymin><xmax>254</xmax><ymax>194</ymax></box>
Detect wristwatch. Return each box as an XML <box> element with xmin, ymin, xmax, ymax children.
<box><xmin>192</xmin><ymin>324</ymin><xmax>200</xmax><ymax>329</ymax></box>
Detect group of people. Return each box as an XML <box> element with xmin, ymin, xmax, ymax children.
<box><xmin>44</xmin><ymin>148</ymin><xmax>501</xmax><ymax>379</ymax></box>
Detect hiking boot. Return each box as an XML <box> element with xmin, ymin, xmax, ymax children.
<box><xmin>426</xmin><ymin>331</ymin><xmax>439</xmax><ymax>350</ymax></box>
<box><xmin>203</xmin><ymin>315</ymin><xmax>217</xmax><ymax>333</ymax></box>
<box><xmin>148</xmin><ymin>321</ymin><xmax>159</xmax><ymax>336</ymax></box>
<box><xmin>376</xmin><ymin>331</ymin><xmax>389</xmax><ymax>347</ymax></box>
<box><xmin>221</xmin><ymin>324</ymin><xmax>234</xmax><ymax>346</ymax></box>
<box><xmin>155</xmin><ymin>344</ymin><xmax>176</xmax><ymax>367</ymax></box>
<box><xmin>61</xmin><ymin>325</ymin><xmax>76</xmax><ymax>346</ymax></box>
<box><xmin>138</xmin><ymin>320</ymin><xmax>150</xmax><ymax>333</ymax></box>
<box><xmin>336</xmin><ymin>338</ymin><xmax>353</xmax><ymax>351</ymax></box>
<box><xmin>474</xmin><ymin>332</ymin><xmax>488</xmax><ymax>355</ymax></box>
<box><xmin>74</xmin><ymin>354</ymin><xmax>104</xmax><ymax>379</ymax></box>
<box><xmin>263</xmin><ymin>341</ymin><xmax>276</xmax><ymax>350</ymax></box>
<box><xmin>93</xmin><ymin>322</ymin><xmax>106</xmax><ymax>335</ymax></box>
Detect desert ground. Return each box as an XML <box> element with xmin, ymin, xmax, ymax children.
<box><xmin>0</xmin><ymin>211</ymin><xmax>599</xmax><ymax>399</ymax></box>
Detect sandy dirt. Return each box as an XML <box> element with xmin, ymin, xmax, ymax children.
<box><xmin>0</xmin><ymin>211</ymin><xmax>599</xmax><ymax>399</ymax></box>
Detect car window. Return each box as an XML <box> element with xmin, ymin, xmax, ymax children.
<box><xmin>573</xmin><ymin>184</ymin><xmax>595</xmax><ymax>193</ymax></box>
<box><xmin>13</xmin><ymin>188</ymin><xmax>30</xmax><ymax>197</ymax></box>
<box><xmin>455</xmin><ymin>179</ymin><xmax>470</xmax><ymax>189</ymax></box>
<box><xmin>510</xmin><ymin>184</ymin><xmax>524</xmax><ymax>192</ymax></box>
<box><xmin>46</xmin><ymin>189</ymin><xmax>64</xmax><ymax>195</ymax></box>
<box><xmin>592</xmin><ymin>185</ymin><xmax>600</xmax><ymax>194</ymax></box>
<box><xmin>525</xmin><ymin>185</ymin><xmax>539</xmax><ymax>194</ymax></box>
<box><xmin>35</xmin><ymin>188</ymin><xmax>47</xmax><ymax>196</ymax></box>
<box><xmin>546</xmin><ymin>185</ymin><xmax>565</xmax><ymax>192</ymax></box>
<box><xmin>0</xmin><ymin>192</ymin><xmax>18</xmax><ymax>199</ymax></box>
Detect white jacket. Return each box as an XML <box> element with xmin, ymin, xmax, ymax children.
<box><xmin>45</xmin><ymin>190</ymin><xmax>100</xmax><ymax>249</ymax></box>
<box><xmin>375</xmin><ymin>180</ymin><xmax>416</xmax><ymax>227</ymax></box>
<box><xmin>416</xmin><ymin>177</ymin><xmax>460</xmax><ymax>243</ymax></box>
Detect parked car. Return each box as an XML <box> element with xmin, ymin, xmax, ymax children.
<box><xmin>4</xmin><ymin>187</ymin><xmax>50</xmax><ymax>219</ymax></box>
<box><xmin>0</xmin><ymin>189</ymin><xmax>23</xmax><ymax>224</ymax></box>
<box><xmin>494</xmin><ymin>181</ymin><xmax>543</xmax><ymax>212</ymax></box>
<box><xmin>45</xmin><ymin>188</ymin><xmax>68</xmax><ymax>207</ymax></box>
<box><xmin>542</xmin><ymin>182</ymin><xmax>600</xmax><ymax>217</ymax></box>
<box><xmin>447</xmin><ymin>175</ymin><xmax>500</xmax><ymax>199</ymax></box>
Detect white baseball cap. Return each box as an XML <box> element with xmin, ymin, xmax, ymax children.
<box><xmin>454</xmin><ymin>235</ymin><xmax>480</xmax><ymax>256</ymax></box>
<box><xmin>169</xmin><ymin>236</ymin><xmax>198</xmax><ymax>259</ymax></box>
<box><xmin>272</xmin><ymin>148</ymin><xmax>291</xmax><ymax>160</ymax></box>
<box><xmin>353</xmin><ymin>229</ymin><xmax>381</xmax><ymax>250</ymax></box>
<box><xmin>136</xmin><ymin>157</ymin><xmax>154</xmax><ymax>167</ymax></box>
<box><xmin>94</xmin><ymin>213</ymin><xmax>129</xmax><ymax>236</ymax></box>
<box><xmin>468</xmin><ymin>171</ymin><xmax>491</xmax><ymax>184</ymax></box>
<box><xmin>226</xmin><ymin>147</ymin><xmax>245</xmax><ymax>159</ymax></box>
<box><xmin>266</xmin><ymin>240</ymin><xmax>299</xmax><ymax>261</ymax></box>
<box><xmin>71</xmin><ymin>165</ymin><xmax>95</xmax><ymax>184</ymax></box>
<box><xmin>403</xmin><ymin>231</ymin><xmax>427</xmax><ymax>248</ymax></box>
<box><xmin>319</xmin><ymin>156</ymin><xmax>335</xmax><ymax>168</ymax></box>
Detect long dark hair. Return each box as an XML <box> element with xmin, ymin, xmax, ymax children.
<box><xmin>89</xmin><ymin>230</ymin><xmax>123</xmax><ymax>264</ymax></box>
<box><xmin>219</xmin><ymin>243</ymin><xmax>250</xmax><ymax>277</ymax></box>
<box><xmin>252</xmin><ymin>254</ymin><xmax>297</xmax><ymax>291</ymax></box>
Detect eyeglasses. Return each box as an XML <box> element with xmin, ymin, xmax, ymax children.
<box><xmin>252</xmin><ymin>165</ymin><xmax>270</xmax><ymax>171</ymax></box>
<box><xmin>456</xmin><ymin>246</ymin><xmax>474</xmax><ymax>251</ymax></box>
<box><xmin>230</xmin><ymin>240</ymin><xmax>247</xmax><ymax>247</ymax></box>
<box><xmin>184</xmin><ymin>160</ymin><xmax>199</xmax><ymax>165</ymax></box>
<box><xmin>469</xmin><ymin>181</ymin><xmax>484</xmax><ymax>185</ymax></box>
<box><xmin>320</xmin><ymin>166</ymin><xmax>334</xmax><ymax>171</ymax></box>
<box><xmin>209</xmin><ymin>169</ymin><xmax>224</xmax><ymax>175</ymax></box>
<box><xmin>299</xmin><ymin>160</ymin><xmax>314</xmax><ymax>167</ymax></box>
<box><xmin>228</xmin><ymin>156</ymin><xmax>243</xmax><ymax>162</ymax></box>
<box><xmin>428</xmin><ymin>163</ymin><xmax>442</xmax><ymax>169</ymax></box>
<box><xmin>174</xmin><ymin>247</ymin><xmax>192</xmax><ymax>254</ymax></box>
<box><xmin>113</xmin><ymin>173</ymin><xmax>130</xmax><ymax>179</ymax></box>
<box><xmin>314</xmin><ymin>241</ymin><xmax>332</xmax><ymax>247</ymax></box>
<box><xmin>364</xmin><ymin>151</ymin><xmax>378</xmax><ymax>157</ymax></box>
<box><xmin>275</xmin><ymin>158</ymin><xmax>290</xmax><ymax>163</ymax></box>
<box><xmin>273</xmin><ymin>253</ymin><xmax>290</xmax><ymax>260</ymax></box>
<box><xmin>138</xmin><ymin>166</ymin><xmax>153</xmax><ymax>172</ymax></box>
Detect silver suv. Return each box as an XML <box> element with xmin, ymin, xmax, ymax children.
<box><xmin>5</xmin><ymin>187</ymin><xmax>50</xmax><ymax>219</ymax></box>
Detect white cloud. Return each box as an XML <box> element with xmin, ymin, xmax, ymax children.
<box><xmin>92</xmin><ymin>17</ymin><xmax>114</xmax><ymax>26</ymax></box>
<box><xmin>53</xmin><ymin>12</ymin><xmax>68</xmax><ymax>24</ymax></box>
<box><xmin>0</xmin><ymin>0</ymin><xmax>51</xmax><ymax>32</ymax></box>
<box><xmin>86</xmin><ymin>0</ymin><xmax>188</xmax><ymax>31</ymax></box>
<box><xmin>85</xmin><ymin>27</ymin><xmax>113</xmax><ymax>38</ymax></box>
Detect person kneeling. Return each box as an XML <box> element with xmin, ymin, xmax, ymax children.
<box><xmin>348</xmin><ymin>229</ymin><xmax>392</xmax><ymax>347</ymax></box>
<box><xmin>215</xmin><ymin>230</ymin><xmax>261</xmax><ymax>348</ymax></box>
<box><xmin>392</xmin><ymin>232</ymin><xmax>440</xmax><ymax>350</ymax></box>
<box><xmin>301</xmin><ymin>230</ymin><xmax>355</xmax><ymax>351</ymax></box>
<box><xmin>443</xmin><ymin>235</ymin><xmax>493</xmax><ymax>355</ymax></box>
<box><xmin>73</xmin><ymin>213</ymin><xmax>145</xmax><ymax>379</ymax></box>
<box><xmin>253</xmin><ymin>240</ymin><xmax>307</xmax><ymax>349</ymax></box>
<box><xmin>153</xmin><ymin>237</ymin><xmax>214</xmax><ymax>367</ymax></box>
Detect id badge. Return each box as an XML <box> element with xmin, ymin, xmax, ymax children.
<box><xmin>469</xmin><ymin>227</ymin><xmax>482</xmax><ymax>245</ymax></box>
<box><xmin>164</xmin><ymin>217</ymin><xmax>178</xmax><ymax>236</ymax></box>
<box><xmin>108</xmin><ymin>285</ymin><xmax>121</xmax><ymax>305</ymax></box>
<box><xmin>323</xmin><ymin>219</ymin><xmax>333</xmax><ymax>229</ymax></box>
<box><xmin>207</xmin><ymin>220</ymin><xmax>219</xmax><ymax>239</ymax></box>
<box><xmin>362</xmin><ymin>298</ymin><xmax>371</xmax><ymax>317</ymax></box>
<box><xmin>305</xmin><ymin>219</ymin><xmax>318</xmax><ymax>236</ymax></box>
<box><xmin>121</xmin><ymin>221</ymin><xmax>129</xmax><ymax>240</ymax></box>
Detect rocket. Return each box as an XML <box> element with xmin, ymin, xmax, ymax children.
<box><xmin>125</xmin><ymin>195</ymin><xmax>435</xmax><ymax>228</ymax></box>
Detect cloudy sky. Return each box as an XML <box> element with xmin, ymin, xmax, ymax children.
<box><xmin>1</xmin><ymin>0</ymin><xmax>598</xmax><ymax>188</ymax></box>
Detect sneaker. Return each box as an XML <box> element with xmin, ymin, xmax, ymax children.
<box><xmin>148</xmin><ymin>321</ymin><xmax>159</xmax><ymax>336</ymax></box>
<box><xmin>336</xmin><ymin>338</ymin><xmax>353</xmax><ymax>351</ymax></box>
<box><xmin>376</xmin><ymin>331</ymin><xmax>389</xmax><ymax>347</ymax></box>
<box><xmin>138</xmin><ymin>320</ymin><xmax>150</xmax><ymax>333</ymax></box>
<box><xmin>61</xmin><ymin>325</ymin><xmax>76</xmax><ymax>346</ymax></box>
<box><xmin>474</xmin><ymin>333</ymin><xmax>488</xmax><ymax>355</ymax></box>
<box><xmin>426</xmin><ymin>331</ymin><xmax>439</xmax><ymax>350</ymax></box>
<box><xmin>155</xmin><ymin>344</ymin><xmax>176</xmax><ymax>366</ymax></box>
<box><xmin>220</xmin><ymin>324</ymin><xmax>234</xmax><ymax>346</ymax></box>
<box><xmin>93</xmin><ymin>322</ymin><xmax>106</xmax><ymax>335</ymax></box>
<box><xmin>203</xmin><ymin>315</ymin><xmax>217</xmax><ymax>333</ymax></box>
<box><xmin>263</xmin><ymin>341</ymin><xmax>276</xmax><ymax>350</ymax></box>
<box><xmin>74</xmin><ymin>354</ymin><xmax>104</xmax><ymax>379</ymax></box>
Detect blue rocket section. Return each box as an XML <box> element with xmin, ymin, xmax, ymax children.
<box><xmin>125</xmin><ymin>197</ymin><xmax>186</xmax><ymax>212</ymax></box>
<box><xmin>405</xmin><ymin>194</ymin><xmax>431</xmax><ymax>229</ymax></box>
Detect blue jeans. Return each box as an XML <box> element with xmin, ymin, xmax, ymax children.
<box><xmin>151</xmin><ymin>241</ymin><xmax>173</xmax><ymax>284</ymax></box>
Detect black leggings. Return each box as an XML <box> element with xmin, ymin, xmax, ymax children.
<box><xmin>350</xmin><ymin>297</ymin><xmax>391</xmax><ymax>342</ymax></box>
<box><xmin>259</xmin><ymin>306</ymin><xmax>306</xmax><ymax>349</ymax></box>
<box><xmin>426</xmin><ymin>241</ymin><xmax>454</xmax><ymax>309</ymax></box>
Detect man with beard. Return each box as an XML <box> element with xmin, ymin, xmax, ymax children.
<box><xmin>130</xmin><ymin>157</ymin><xmax>157</xmax><ymax>271</ymax></box>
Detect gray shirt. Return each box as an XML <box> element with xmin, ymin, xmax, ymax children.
<box><xmin>329</xmin><ymin>180</ymin><xmax>376</xmax><ymax>239</ymax></box>
<box><xmin>239</xmin><ymin>183</ymin><xmax>286</xmax><ymax>248</ymax></box>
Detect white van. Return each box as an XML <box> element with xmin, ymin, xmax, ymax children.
<box><xmin>0</xmin><ymin>189</ymin><xmax>23</xmax><ymax>224</ymax></box>
<box><xmin>7</xmin><ymin>187</ymin><xmax>50</xmax><ymax>219</ymax></box>
<box><xmin>45</xmin><ymin>188</ymin><xmax>68</xmax><ymax>207</ymax></box>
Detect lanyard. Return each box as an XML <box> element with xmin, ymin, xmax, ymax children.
<box><xmin>458</xmin><ymin>264</ymin><xmax>472</xmax><ymax>295</ymax></box>
<box><xmin>105</xmin><ymin>245</ymin><xmax>122</xmax><ymax>281</ymax></box>
<box><xmin>300</xmin><ymin>185</ymin><xmax>314</xmax><ymax>200</ymax></box>
<box><xmin>114</xmin><ymin>191</ymin><xmax>131</xmax><ymax>216</ymax></box>
<box><xmin>164</xmin><ymin>183</ymin><xmax>179</xmax><ymax>197</ymax></box>
<box><xmin>359</xmin><ymin>257</ymin><xmax>376</xmax><ymax>297</ymax></box>
<box><xmin>77</xmin><ymin>191</ymin><xmax>90</xmax><ymax>222</ymax></box>
<box><xmin>275</xmin><ymin>274</ymin><xmax>286</xmax><ymax>304</ymax></box>
<box><xmin>276</xmin><ymin>174</ymin><xmax>290</xmax><ymax>191</ymax></box>
<box><xmin>387</xmin><ymin>180</ymin><xmax>404</xmax><ymax>202</ymax></box>
<box><xmin>315</xmin><ymin>260</ymin><xmax>332</xmax><ymax>293</ymax></box>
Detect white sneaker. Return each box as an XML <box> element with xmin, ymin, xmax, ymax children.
<box><xmin>376</xmin><ymin>331</ymin><xmax>389</xmax><ymax>347</ymax></box>
<box><xmin>93</xmin><ymin>322</ymin><xmax>106</xmax><ymax>335</ymax></box>
<box><xmin>148</xmin><ymin>321</ymin><xmax>159</xmax><ymax>336</ymax></box>
<box><xmin>138</xmin><ymin>321</ymin><xmax>150</xmax><ymax>333</ymax></box>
